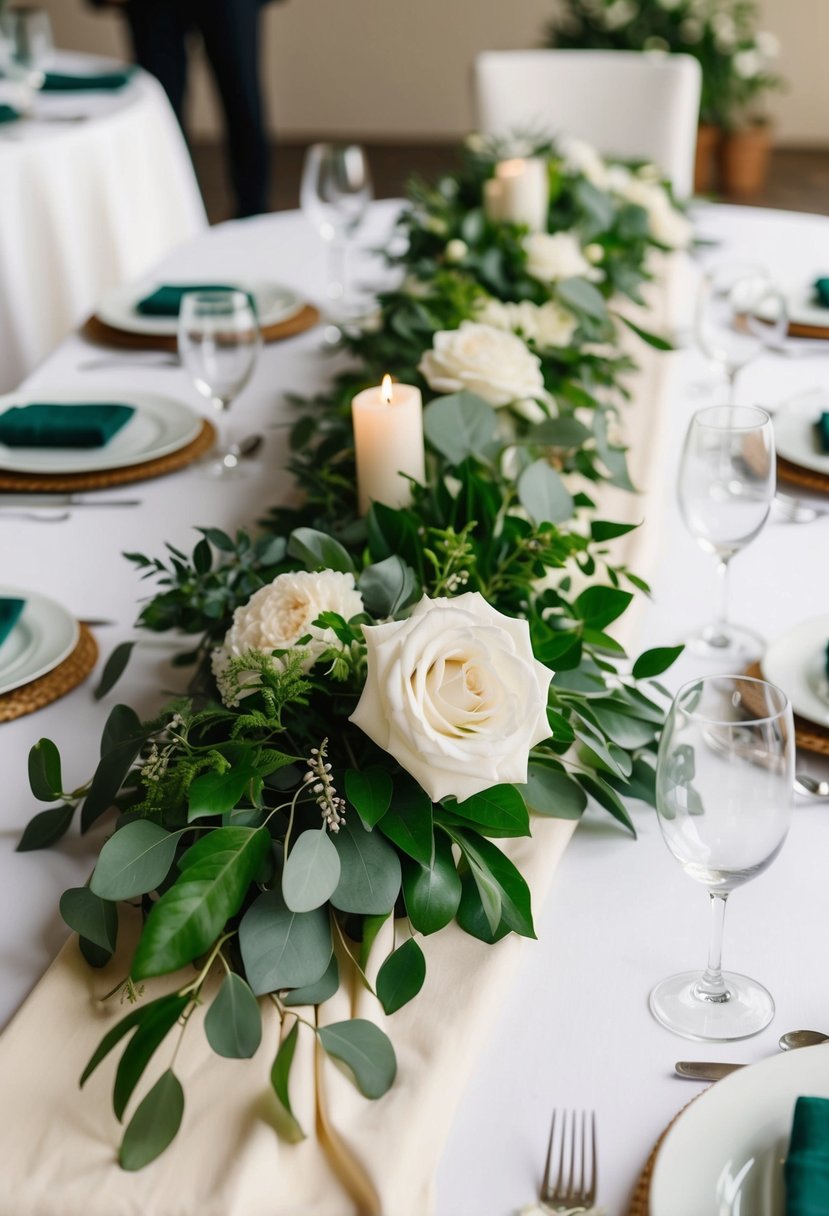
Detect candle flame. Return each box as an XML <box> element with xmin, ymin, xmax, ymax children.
<box><xmin>496</xmin><ymin>158</ymin><xmax>526</xmax><ymax>179</ymax></box>
<box><xmin>381</xmin><ymin>374</ymin><xmax>394</xmax><ymax>405</ymax></box>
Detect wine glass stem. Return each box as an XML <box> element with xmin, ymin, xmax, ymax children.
<box><xmin>212</xmin><ymin>399</ymin><xmax>236</xmax><ymax>459</ymax></box>
<box><xmin>698</xmin><ymin>891</ymin><xmax>730</xmax><ymax>1002</ymax></box>
<box><xmin>716</xmin><ymin>557</ymin><xmax>731</xmax><ymax>634</ymax></box>
<box><xmin>327</xmin><ymin>239</ymin><xmax>349</xmax><ymax>310</ymax></box>
<box><xmin>726</xmin><ymin>366</ymin><xmax>738</xmax><ymax>404</ymax></box>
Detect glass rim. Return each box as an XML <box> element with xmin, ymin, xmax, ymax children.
<box><xmin>691</xmin><ymin>404</ymin><xmax>771</xmax><ymax>431</ymax></box>
<box><xmin>672</xmin><ymin>673</ymin><xmax>790</xmax><ymax>727</ymax></box>
<box><xmin>179</xmin><ymin>289</ymin><xmax>253</xmax><ymax>310</ymax></box>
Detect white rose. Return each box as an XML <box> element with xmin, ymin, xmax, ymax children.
<box><xmin>733</xmin><ymin>49</ymin><xmax>762</xmax><ymax>79</ymax></box>
<box><xmin>475</xmin><ymin>297</ymin><xmax>577</xmax><ymax>350</ymax></box>
<box><xmin>350</xmin><ymin>593</ymin><xmax>553</xmax><ymax>803</ymax></box>
<box><xmin>558</xmin><ymin>136</ymin><xmax>609</xmax><ymax>189</ymax></box>
<box><xmin>445</xmin><ymin>238</ymin><xmax>469</xmax><ymax>264</ymax></box>
<box><xmin>212</xmin><ymin>570</ymin><xmax>364</xmax><ymax>702</ymax></box>
<box><xmin>756</xmin><ymin>30</ymin><xmax>780</xmax><ymax>58</ymax></box>
<box><xmin>523</xmin><ymin>232</ymin><xmax>592</xmax><ymax>283</ymax></box>
<box><xmin>418</xmin><ymin>321</ymin><xmax>545</xmax><ymax>408</ymax></box>
<box><xmin>621</xmin><ymin>179</ymin><xmax>693</xmax><ymax>249</ymax></box>
<box><xmin>465</xmin><ymin>132</ymin><xmax>486</xmax><ymax>154</ymax></box>
<box><xmin>585</xmin><ymin>242</ymin><xmax>604</xmax><ymax>265</ymax></box>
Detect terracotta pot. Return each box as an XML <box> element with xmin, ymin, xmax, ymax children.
<box><xmin>694</xmin><ymin>124</ymin><xmax>722</xmax><ymax>195</ymax></box>
<box><xmin>719</xmin><ymin>124</ymin><xmax>772</xmax><ymax>199</ymax></box>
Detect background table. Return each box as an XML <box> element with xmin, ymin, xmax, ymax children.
<box><xmin>1</xmin><ymin>201</ymin><xmax>828</xmax><ymax>1215</ymax></box>
<box><xmin>0</xmin><ymin>51</ymin><xmax>206</xmax><ymax>392</ymax></box>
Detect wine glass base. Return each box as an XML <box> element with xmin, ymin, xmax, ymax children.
<box><xmin>649</xmin><ymin>970</ymin><xmax>774</xmax><ymax>1041</ymax></box>
<box><xmin>686</xmin><ymin>621</ymin><xmax>765</xmax><ymax>663</ymax></box>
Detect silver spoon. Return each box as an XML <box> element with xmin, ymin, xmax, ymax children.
<box><xmin>795</xmin><ymin>774</ymin><xmax>829</xmax><ymax>799</ymax></box>
<box><xmin>78</xmin><ymin>354</ymin><xmax>180</xmax><ymax>371</ymax></box>
<box><xmin>780</xmin><ymin>1030</ymin><xmax>829</xmax><ymax>1050</ymax></box>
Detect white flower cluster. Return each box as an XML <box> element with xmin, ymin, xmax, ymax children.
<box><xmin>418</xmin><ymin>321</ymin><xmax>546</xmax><ymax>409</ymax></box>
<box><xmin>475</xmin><ymin>296</ymin><xmax>578</xmax><ymax>351</ymax></box>
<box><xmin>212</xmin><ymin>570</ymin><xmax>364</xmax><ymax>706</ymax></box>
<box><xmin>522</xmin><ymin>231</ymin><xmax>601</xmax><ymax>284</ymax></box>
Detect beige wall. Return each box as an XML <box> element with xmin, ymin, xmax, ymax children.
<box><xmin>43</xmin><ymin>0</ymin><xmax>829</xmax><ymax>145</ymax></box>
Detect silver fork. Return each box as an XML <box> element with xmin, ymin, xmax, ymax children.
<box><xmin>540</xmin><ymin>1109</ymin><xmax>598</xmax><ymax>1213</ymax></box>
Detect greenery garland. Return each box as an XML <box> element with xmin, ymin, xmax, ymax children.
<box><xmin>19</xmin><ymin>134</ymin><xmax>687</xmax><ymax>1170</ymax></box>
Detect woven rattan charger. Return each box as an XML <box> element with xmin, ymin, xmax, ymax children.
<box><xmin>0</xmin><ymin>624</ymin><xmax>97</xmax><ymax>723</ymax></box>
<box><xmin>82</xmin><ymin>301</ymin><xmax>320</xmax><ymax>353</ymax></box>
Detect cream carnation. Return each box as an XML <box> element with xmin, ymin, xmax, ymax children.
<box><xmin>476</xmin><ymin>297</ymin><xmax>578</xmax><ymax>350</ymax></box>
<box><xmin>418</xmin><ymin>321</ymin><xmax>545</xmax><ymax>408</ymax></box>
<box><xmin>350</xmin><ymin>592</ymin><xmax>553</xmax><ymax>802</ymax></box>
<box><xmin>212</xmin><ymin>570</ymin><xmax>364</xmax><ymax>701</ymax></box>
<box><xmin>523</xmin><ymin>232</ymin><xmax>593</xmax><ymax>283</ymax></box>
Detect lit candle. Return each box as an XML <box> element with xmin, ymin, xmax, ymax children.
<box><xmin>483</xmin><ymin>158</ymin><xmax>549</xmax><ymax>231</ymax></box>
<box><xmin>351</xmin><ymin>375</ymin><xmax>425</xmax><ymax>515</ymax></box>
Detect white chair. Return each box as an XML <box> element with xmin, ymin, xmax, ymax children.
<box><xmin>474</xmin><ymin>50</ymin><xmax>702</xmax><ymax>198</ymax></box>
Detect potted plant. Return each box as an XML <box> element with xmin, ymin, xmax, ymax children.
<box><xmin>545</xmin><ymin>0</ymin><xmax>784</xmax><ymax>197</ymax></box>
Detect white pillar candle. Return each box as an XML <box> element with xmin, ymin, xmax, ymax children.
<box><xmin>351</xmin><ymin>375</ymin><xmax>426</xmax><ymax>516</ymax></box>
<box><xmin>488</xmin><ymin>157</ymin><xmax>549</xmax><ymax>232</ymax></box>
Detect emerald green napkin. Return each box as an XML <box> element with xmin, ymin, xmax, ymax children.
<box><xmin>0</xmin><ymin>403</ymin><xmax>135</xmax><ymax>448</ymax></box>
<box><xmin>135</xmin><ymin>284</ymin><xmax>245</xmax><ymax>317</ymax></box>
<box><xmin>0</xmin><ymin>104</ymin><xmax>20</xmax><ymax>124</ymax></box>
<box><xmin>0</xmin><ymin>598</ymin><xmax>25</xmax><ymax>650</ymax></box>
<box><xmin>39</xmin><ymin>69</ymin><xmax>133</xmax><ymax>93</ymax></box>
<box><xmin>814</xmin><ymin>279</ymin><xmax>829</xmax><ymax>309</ymax></box>
<box><xmin>817</xmin><ymin>413</ymin><xmax>829</xmax><ymax>454</ymax></box>
<box><xmin>785</xmin><ymin>1096</ymin><xmax>829</xmax><ymax>1215</ymax></box>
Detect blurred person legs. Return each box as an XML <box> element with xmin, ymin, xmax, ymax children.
<box><xmin>124</xmin><ymin>0</ymin><xmax>269</xmax><ymax>218</ymax></box>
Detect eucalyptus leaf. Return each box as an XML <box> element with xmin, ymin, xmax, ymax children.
<box><xmin>317</xmin><ymin>1019</ymin><xmax>397</xmax><ymax>1099</ymax></box>
<box><xmin>518</xmin><ymin>459</ymin><xmax>574</xmax><ymax>526</ymax></box>
<box><xmin>520</xmin><ymin>764</ymin><xmax>587</xmax><ymax>820</ymax></box>
<box><xmin>423</xmin><ymin>391</ymin><xmax>498</xmax><ymax>466</ymax></box>
<box><xmin>330</xmin><ymin>818</ymin><xmax>401</xmax><ymax>915</ymax></box>
<box><xmin>59</xmin><ymin>887</ymin><xmax>117</xmax><ymax>953</ymax></box>
<box><xmin>557</xmin><ymin>276</ymin><xmax>609</xmax><ymax>321</ymax></box>
<box><xmin>376</xmin><ymin>939</ymin><xmax>426</xmax><ymax>1015</ymax></box>
<box><xmin>270</xmin><ymin>1021</ymin><xmax>305</xmax><ymax>1142</ymax></box>
<box><xmin>239</xmin><ymin>887</ymin><xmax>332</xmax><ymax>995</ymax></box>
<box><xmin>94</xmin><ymin>641</ymin><xmax>136</xmax><ymax>702</ymax></box>
<box><xmin>287</xmin><ymin>528</ymin><xmax>355</xmax><ymax>575</ymax></box>
<box><xmin>282</xmin><ymin>953</ymin><xmax>340</xmax><ymax>1007</ymax></box>
<box><xmin>90</xmin><ymin>821</ymin><xmax>185</xmax><ymax>901</ymax></box>
<box><xmin>28</xmin><ymin>738</ymin><xmax>62</xmax><ymax>802</ymax></box>
<box><xmin>358</xmin><ymin>556</ymin><xmax>419</xmax><ymax>617</ymax></box>
<box><xmin>281</xmin><ymin>828</ymin><xmax>341</xmax><ymax>913</ymax></box>
<box><xmin>16</xmin><ymin>802</ymin><xmax>75</xmax><ymax>852</ymax></box>
<box><xmin>204</xmin><ymin>972</ymin><xmax>262</xmax><ymax>1059</ymax></box>
<box><xmin>119</xmin><ymin>1070</ymin><xmax>184</xmax><ymax>1171</ymax></box>
<box><xmin>131</xmin><ymin>827</ymin><xmax>270</xmax><ymax>980</ymax></box>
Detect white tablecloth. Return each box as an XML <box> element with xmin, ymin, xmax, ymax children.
<box><xmin>0</xmin><ymin>52</ymin><xmax>206</xmax><ymax>392</ymax></box>
<box><xmin>1</xmin><ymin>201</ymin><xmax>828</xmax><ymax>1215</ymax></box>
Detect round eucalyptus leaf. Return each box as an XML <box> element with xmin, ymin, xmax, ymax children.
<box><xmin>119</xmin><ymin>1070</ymin><xmax>184</xmax><ymax>1171</ymax></box>
<box><xmin>204</xmin><ymin>972</ymin><xmax>262</xmax><ymax>1059</ymax></box>
<box><xmin>90</xmin><ymin>820</ymin><xmax>183</xmax><ymax>901</ymax></box>
<box><xmin>376</xmin><ymin>939</ymin><xmax>426</xmax><ymax>1015</ymax></box>
<box><xmin>317</xmin><ymin>1019</ymin><xmax>397</xmax><ymax>1099</ymax></box>
<box><xmin>281</xmin><ymin>828</ymin><xmax>341</xmax><ymax>913</ymax></box>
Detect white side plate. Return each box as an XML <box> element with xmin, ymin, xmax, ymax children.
<box><xmin>95</xmin><ymin>279</ymin><xmax>303</xmax><ymax>337</ymax></box>
<box><xmin>763</xmin><ymin>615</ymin><xmax>829</xmax><ymax>728</ymax></box>
<box><xmin>774</xmin><ymin>397</ymin><xmax>829</xmax><ymax>477</ymax></box>
<box><xmin>0</xmin><ymin>588</ymin><xmax>79</xmax><ymax>696</ymax></box>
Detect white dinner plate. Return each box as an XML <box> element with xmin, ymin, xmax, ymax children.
<box><xmin>651</xmin><ymin>1044</ymin><xmax>829</xmax><ymax>1216</ymax></box>
<box><xmin>763</xmin><ymin>616</ymin><xmax>829</xmax><ymax>728</ymax></box>
<box><xmin>773</xmin><ymin>396</ymin><xmax>829</xmax><ymax>477</ymax></box>
<box><xmin>95</xmin><ymin>279</ymin><xmax>303</xmax><ymax>337</ymax></box>
<box><xmin>0</xmin><ymin>587</ymin><xmax>79</xmax><ymax>696</ymax></box>
<box><xmin>756</xmin><ymin>283</ymin><xmax>829</xmax><ymax>332</ymax></box>
<box><xmin>0</xmin><ymin>390</ymin><xmax>202</xmax><ymax>475</ymax></box>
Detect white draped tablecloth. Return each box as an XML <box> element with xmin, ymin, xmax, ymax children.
<box><xmin>0</xmin><ymin>51</ymin><xmax>206</xmax><ymax>392</ymax></box>
<box><xmin>0</xmin><ymin>200</ymin><xmax>828</xmax><ymax>1215</ymax></box>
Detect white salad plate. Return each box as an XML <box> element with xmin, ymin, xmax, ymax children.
<box><xmin>773</xmin><ymin>397</ymin><xmax>829</xmax><ymax>477</ymax></box>
<box><xmin>763</xmin><ymin>616</ymin><xmax>829</xmax><ymax>728</ymax></box>
<box><xmin>95</xmin><ymin>278</ymin><xmax>303</xmax><ymax>337</ymax></box>
<box><xmin>650</xmin><ymin>1044</ymin><xmax>829</xmax><ymax>1216</ymax></box>
<box><xmin>0</xmin><ymin>588</ymin><xmax>79</xmax><ymax>696</ymax></box>
<box><xmin>0</xmin><ymin>390</ymin><xmax>202</xmax><ymax>475</ymax></box>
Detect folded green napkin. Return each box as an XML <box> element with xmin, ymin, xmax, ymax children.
<box><xmin>39</xmin><ymin>69</ymin><xmax>133</xmax><ymax>93</ymax></box>
<box><xmin>135</xmin><ymin>284</ymin><xmax>247</xmax><ymax>317</ymax></box>
<box><xmin>814</xmin><ymin>278</ymin><xmax>829</xmax><ymax>309</ymax></box>
<box><xmin>0</xmin><ymin>403</ymin><xmax>135</xmax><ymax>448</ymax></box>
<box><xmin>785</xmin><ymin>1096</ymin><xmax>829</xmax><ymax>1215</ymax></box>
<box><xmin>0</xmin><ymin>598</ymin><xmax>25</xmax><ymax>650</ymax></box>
<box><xmin>817</xmin><ymin>413</ymin><xmax>829</xmax><ymax>454</ymax></box>
<box><xmin>0</xmin><ymin>104</ymin><xmax>20</xmax><ymax>124</ymax></box>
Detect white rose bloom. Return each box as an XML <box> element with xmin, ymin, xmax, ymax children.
<box><xmin>418</xmin><ymin>321</ymin><xmax>545</xmax><ymax>408</ymax></box>
<box><xmin>558</xmin><ymin>136</ymin><xmax>609</xmax><ymax>188</ymax></box>
<box><xmin>602</xmin><ymin>0</ymin><xmax>638</xmax><ymax>29</ymax></box>
<box><xmin>756</xmin><ymin>30</ymin><xmax>780</xmax><ymax>58</ymax></box>
<box><xmin>464</xmin><ymin>132</ymin><xmax>486</xmax><ymax>154</ymax></box>
<box><xmin>585</xmin><ymin>242</ymin><xmax>604</xmax><ymax>264</ymax></box>
<box><xmin>523</xmin><ymin>231</ymin><xmax>592</xmax><ymax>283</ymax></box>
<box><xmin>350</xmin><ymin>592</ymin><xmax>553</xmax><ymax>803</ymax></box>
<box><xmin>734</xmin><ymin>49</ymin><xmax>762</xmax><ymax>78</ymax></box>
<box><xmin>621</xmin><ymin>178</ymin><xmax>693</xmax><ymax>249</ymax></box>
<box><xmin>680</xmin><ymin>17</ymin><xmax>703</xmax><ymax>42</ymax></box>
<box><xmin>212</xmin><ymin>570</ymin><xmax>364</xmax><ymax>699</ymax></box>
<box><xmin>445</xmin><ymin>238</ymin><xmax>469</xmax><ymax>264</ymax></box>
<box><xmin>475</xmin><ymin>297</ymin><xmax>578</xmax><ymax>349</ymax></box>
<box><xmin>605</xmin><ymin>164</ymin><xmax>633</xmax><ymax>194</ymax></box>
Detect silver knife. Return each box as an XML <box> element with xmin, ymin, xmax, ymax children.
<box><xmin>675</xmin><ymin>1061</ymin><xmax>744</xmax><ymax>1081</ymax></box>
<box><xmin>0</xmin><ymin>495</ymin><xmax>141</xmax><ymax>509</ymax></box>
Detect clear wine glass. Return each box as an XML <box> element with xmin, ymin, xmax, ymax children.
<box><xmin>178</xmin><ymin>290</ymin><xmax>261</xmax><ymax>478</ymax></box>
<box><xmin>694</xmin><ymin>260</ymin><xmax>788</xmax><ymax>402</ymax></box>
<box><xmin>678</xmin><ymin>404</ymin><xmax>775</xmax><ymax>661</ymax></box>
<box><xmin>300</xmin><ymin>143</ymin><xmax>373</xmax><ymax>326</ymax></box>
<box><xmin>650</xmin><ymin>674</ymin><xmax>794</xmax><ymax>1040</ymax></box>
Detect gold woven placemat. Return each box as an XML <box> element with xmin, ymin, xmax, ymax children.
<box><xmin>81</xmin><ymin>302</ymin><xmax>320</xmax><ymax>352</ymax></box>
<box><xmin>777</xmin><ymin>455</ymin><xmax>829</xmax><ymax>496</ymax></box>
<box><xmin>788</xmin><ymin>319</ymin><xmax>829</xmax><ymax>340</ymax></box>
<box><xmin>745</xmin><ymin>661</ymin><xmax>829</xmax><ymax>757</ymax></box>
<box><xmin>626</xmin><ymin>1095</ymin><xmax>700</xmax><ymax>1216</ymax></box>
<box><xmin>0</xmin><ymin>419</ymin><xmax>215</xmax><ymax>492</ymax></box>
<box><xmin>0</xmin><ymin>624</ymin><xmax>97</xmax><ymax>723</ymax></box>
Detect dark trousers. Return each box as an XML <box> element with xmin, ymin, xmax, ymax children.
<box><xmin>125</xmin><ymin>0</ymin><xmax>269</xmax><ymax>217</ymax></box>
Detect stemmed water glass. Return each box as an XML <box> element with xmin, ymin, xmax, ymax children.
<box><xmin>694</xmin><ymin>260</ymin><xmax>787</xmax><ymax>402</ymax></box>
<box><xmin>650</xmin><ymin>675</ymin><xmax>794</xmax><ymax>1040</ymax></box>
<box><xmin>178</xmin><ymin>291</ymin><xmax>261</xmax><ymax>478</ymax></box>
<box><xmin>678</xmin><ymin>404</ymin><xmax>775</xmax><ymax>661</ymax></box>
<box><xmin>300</xmin><ymin>143</ymin><xmax>373</xmax><ymax>326</ymax></box>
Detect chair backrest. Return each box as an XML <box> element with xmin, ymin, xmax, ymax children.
<box><xmin>474</xmin><ymin>50</ymin><xmax>702</xmax><ymax>197</ymax></box>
